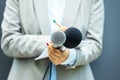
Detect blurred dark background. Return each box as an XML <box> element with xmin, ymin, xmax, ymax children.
<box><xmin>0</xmin><ymin>0</ymin><xmax>13</xmax><ymax>80</ymax></box>
<box><xmin>91</xmin><ymin>0</ymin><xmax>120</xmax><ymax>80</ymax></box>
<box><xmin>0</xmin><ymin>0</ymin><xmax>120</xmax><ymax>80</ymax></box>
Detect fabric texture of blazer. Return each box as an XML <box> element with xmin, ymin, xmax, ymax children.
<box><xmin>1</xmin><ymin>0</ymin><xmax>104</xmax><ymax>80</ymax></box>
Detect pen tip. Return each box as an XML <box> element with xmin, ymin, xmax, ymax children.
<box><xmin>53</xmin><ymin>20</ymin><xmax>56</xmax><ymax>23</ymax></box>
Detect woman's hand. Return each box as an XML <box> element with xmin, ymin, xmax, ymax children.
<box><xmin>47</xmin><ymin>43</ymin><xmax>69</xmax><ymax>65</ymax></box>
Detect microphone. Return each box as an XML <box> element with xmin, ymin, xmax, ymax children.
<box><xmin>51</xmin><ymin>27</ymin><xmax>82</xmax><ymax>49</ymax></box>
<box><xmin>51</xmin><ymin>31</ymin><xmax>66</xmax><ymax>48</ymax></box>
<box><xmin>64</xmin><ymin>27</ymin><xmax>82</xmax><ymax>48</ymax></box>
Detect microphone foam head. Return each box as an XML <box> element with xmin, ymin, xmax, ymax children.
<box><xmin>51</xmin><ymin>31</ymin><xmax>66</xmax><ymax>46</ymax></box>
<box><xmin>63</xmin><ymin>27</ymin><xmax>82</xmax><ymax>48</ymax></box>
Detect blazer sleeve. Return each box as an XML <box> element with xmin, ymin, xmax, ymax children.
<box><xmin>1</xmin><ymin>0</ymin><xmax>49</xmax><ymax>58</ymax></box>
<box><xmin>73</xmin><ymin>0</ymin><xmax>105</xmax><ymax>67</ymax></box>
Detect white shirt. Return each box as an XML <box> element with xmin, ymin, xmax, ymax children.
<box><xmin>47</xmin><ymin>1</ymin><xmax>76</xmax><ymax>80</ymax></box>
<box><xmin>48</xmin><ymin>0</ymin><xmax>76</xmax><ymax>65</ymax></box>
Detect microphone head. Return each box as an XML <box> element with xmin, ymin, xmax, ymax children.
<box><xmin>51</xmin><ymin>31</ymin><xmax>66</xmax><ymax>47</ymax></box>
<box><xmin>63</xmin><ymin>27</ymin><xmax>82</xmax><ymax>48</ymax></box>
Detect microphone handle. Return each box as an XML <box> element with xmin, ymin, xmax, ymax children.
<box><xmin>53</xmin><ymin>44</ymin><xmax>66</xmax><ymax>52</ymax></box>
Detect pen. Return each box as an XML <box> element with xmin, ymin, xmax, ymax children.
<box><xmin>53</xmin><ymin>20</ymin><xmax>62</xmax><ymax>27</ymax></box>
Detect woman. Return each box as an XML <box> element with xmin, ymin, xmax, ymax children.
<box><xmin>1</xmin><ymin>0</ymin><xmax>104</xmax><ymax>80</ymax></box>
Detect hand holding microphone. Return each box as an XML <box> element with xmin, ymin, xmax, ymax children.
<box><xmin>47</xmin><ymin>20</ymin><xmax>82</xmax><ymax>65</ymax></box>
<box><xmin>47</xmin><ymin>43</ymin><xmax>69</xmax><ymax>65</ymax></box>
<box><xmin>47</xmin><ymin>21</ymin><xmax>69</xmax><ymax>65</ymax></box>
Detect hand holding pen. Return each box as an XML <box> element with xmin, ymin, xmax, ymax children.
<box><xmin>46</xmin><ymin>20</ymin><xmax>70</xmax><ymax>65</ymax></box>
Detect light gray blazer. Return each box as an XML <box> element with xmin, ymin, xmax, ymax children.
<box><xmin>1</xmin><ymin>0</ymin><xmax>104</xmax><ymax>80</ymax></box>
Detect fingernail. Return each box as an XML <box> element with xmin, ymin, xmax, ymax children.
<box><xmin>46</xmin><ymin>43</ymin><xmax>49</xmax><ymax>46</ymax></box>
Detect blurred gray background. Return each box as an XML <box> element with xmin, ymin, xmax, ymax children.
<box><xmin>0</xmin><ymin>0</ymin><xmax>120</xmax><ymax>80</ymax></box>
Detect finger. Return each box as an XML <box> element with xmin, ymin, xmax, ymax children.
<box><xmin>48</xmin><ymin>45</ymin><xmax>63</xmax><ymax>58</ymax></box>
<box><xmin>48</xmin><ymin>50</ymin><xmax>61</xmax><ymax>61</ymax></box>
<box><xmin>50</xmin><ymin>49</ymin><xmax>63</xmax><ymax>58</ymax></box>
<box><xmin>49</xmin><ymin>52</ymin><xmax>60</xmax><ymax>59</ymax></box>
<box><xmin>48</xmin><ymin>49</ymin><xmax>60</xmax><ymax>60</ymax></box>
<box><xmin>49</xmin><ymin>55</ymin><xmax>58</xmax><ymax>65</ymax></box>
<box><xmin>49</xmin><ymin>56</ymin><xmax>55</xmax><ymax>64</ymax></box>
<box><xmin>49</xmin><ymin>54</ymin><xmax>56</xmax><ymax>61</ymax></box>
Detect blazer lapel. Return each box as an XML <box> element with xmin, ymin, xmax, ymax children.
<box><xmin>62</xmin><ymin>0</ymin><xmax>82</xmax><ymax>27</ymax></box>
<box><xmin>33</xmin><ymin>0</ymin><xmax>81</xmax><ymax>34</ymax></box>
<box><xmin>33</xmin><ymin>0</ymin><xmax>50</xmax><ymax>35</ymax></box>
